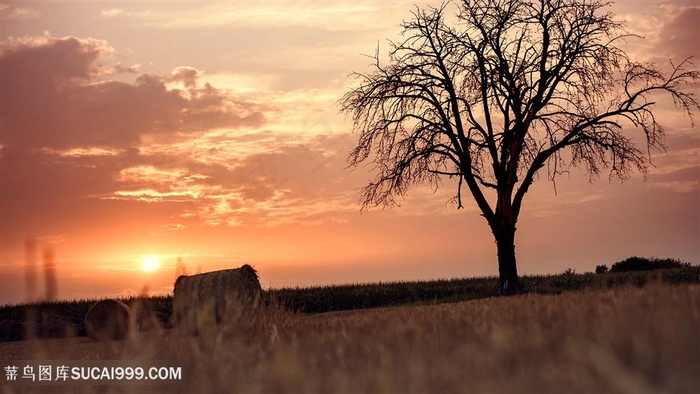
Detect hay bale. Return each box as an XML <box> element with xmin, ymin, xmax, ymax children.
<box><xmin>84</xmin><ymin>299</ymin><xmax>131</xmax><ymax>341</ymax></box>
<box><xmin>173</xmin><ymin>264</ymin><xmax>261</xmax><ymax>334</ymax></box>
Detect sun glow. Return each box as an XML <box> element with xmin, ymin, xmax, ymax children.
<box><xmin>141</xmin><ymin>255</ymin><xmax>160</xmax><ymax>272</ymax></box>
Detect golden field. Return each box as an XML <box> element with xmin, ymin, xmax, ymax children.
<box><xmin>1</xmin><ymin>282</ymin><xmax>698</xmax><ymax>393</ymax></box>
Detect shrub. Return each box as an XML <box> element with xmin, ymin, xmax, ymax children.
<box><xmin>609</xmin><ymin>256</ymin><xmax>688</xmax><ymax>273</ymax></box>
<box><xmin>595</xmin><ymin>265</ymin><xmax>609</xmax><ymax>274</ymax></box>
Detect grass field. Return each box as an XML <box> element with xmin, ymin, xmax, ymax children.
<box><xmin>1</xmin><ymin>279</ymin><xmax>699</xmax><ymax>393</ymax></box>
<box><xmin>1</xmin><ymin>266</ymin><xmax>698</xmax><ymax>343</ymax></box>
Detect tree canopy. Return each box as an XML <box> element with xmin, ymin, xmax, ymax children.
<box><xmin>340</xmin><ymin>0</ymin><xmax>699</xmax><ymax>294</ymax></box>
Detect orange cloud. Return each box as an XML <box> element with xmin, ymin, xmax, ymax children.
<box><xmin>0</xmin><ymin>34</ymin><xmax>369</xmax><ymax>244</ymax></box>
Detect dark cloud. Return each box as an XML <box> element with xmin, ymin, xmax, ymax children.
<box><xmin>0</xmin><ymin>35</ymin><xmax>267</xmax><ymax>151</ymax></box>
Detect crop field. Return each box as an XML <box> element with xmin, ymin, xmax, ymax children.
<box><xmin>2</xmin><ymin>266</ymin><xmax>698</xmax><ymax>343</ymax></box>
<box><xmin>1</xmin><ymin>278</ymin><xmax>699</xmax><ymax>393</ymax></box>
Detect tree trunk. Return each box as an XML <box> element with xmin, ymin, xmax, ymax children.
<box><xmin>493</xmin><ymin>225</ymin><xmax>522</xmax><ymax>296</ymax></box>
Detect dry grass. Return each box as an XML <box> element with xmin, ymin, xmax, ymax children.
<box><xmin>1</xmin><ymin>282</ymin><xmax>698</xmax><ymax>394</ymax></box>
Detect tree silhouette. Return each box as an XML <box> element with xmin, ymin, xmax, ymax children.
<box><xmin>339</xmin><ymin>0</ymin><xmax>698</xmax><ymax>295</ymax></box>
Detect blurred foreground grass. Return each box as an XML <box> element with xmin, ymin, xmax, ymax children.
<box><xmin>1</xmin><ymin>281</ymin><xmax>698</xmax><ymax>393</ymax></box>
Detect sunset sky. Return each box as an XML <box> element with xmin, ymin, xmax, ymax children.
<box><xmin>1</xmin><ymin>0</ymin><xmax>698</xmax><ymax>305</ymax></box>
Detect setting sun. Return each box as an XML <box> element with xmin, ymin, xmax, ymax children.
<box><xmin>141</xmin><ymin>256</ymin><xmax>160</xmax><ymax>272</ymax></box>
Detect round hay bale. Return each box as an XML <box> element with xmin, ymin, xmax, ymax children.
<box><xmin>173</xmin><ymin>264</ymin><xmax>262</xmax><ymax>334</ymax></box>
<box><xmin>84</xmin><ymin>299</ymin><xmax>131</xmax><ymax>341</ymax></box>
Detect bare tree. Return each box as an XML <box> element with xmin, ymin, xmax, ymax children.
<box><xmin>339</xmin><ymin>0</ymin><xmax>699</xmax><ymax>295</ymax></box>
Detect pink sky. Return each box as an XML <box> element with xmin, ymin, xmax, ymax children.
<box><xmin>0</xmin><ymin>1</ymin><xmax>698</xmax><ymax>305</ymax></box>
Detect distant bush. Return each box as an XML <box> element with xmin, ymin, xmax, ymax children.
<box><xmin>609</xmin><ymin>256</ymin><xmax>689</xmax><ymax>273</ymax></box>
<box><xmin>595</xmin><ymin>265</ymin><xmax>609</xmax><ymax>274</ymax></box>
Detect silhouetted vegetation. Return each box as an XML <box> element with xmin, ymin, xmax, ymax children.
<box><xmin>595</xmin><ymin>265</ymin><xmax>609</xmax><ymax>274</ymax></box>
<box><xmin>0</xmin><ymin>296</ymin><xmax>172</xmax><ymax>342</ymax></box>
<box><xmin>273</xmin><ymin>266</ymin><xmax>699</xmax><ymax>313</ymax></box>
<box><xmin>609</xmin><ymin>256</ymin><xmax>690</xmax><ymax>272</ymax></box>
